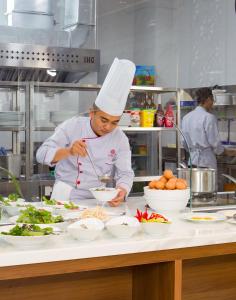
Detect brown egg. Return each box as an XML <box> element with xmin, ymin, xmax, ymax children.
<box><xmin>154</xmin><ymin>180</ymin><xmax>165</xmax><ymax>190</ymax></box>
<box><xmin>163</xmin><ymin>169</ymin><xmax>174</xmax><ymax>180</ymax></box>
<box><xmin>148</xmin><ymin>181</ymin><xmax>156</xmax><ymax>189</ymax></box>
<box><xmin>165</xmin><ymin>178</ymin><xmax>177</xmax><ymax>190</ymax></box>
<box><xmin>176</xmin><ymin>179</ymin><xmax>187</xmax><ymax>190</ymax></box>
<box><xmin>178</xmin><ymin>178</ymin><xmax>187</xmax><ymax>186</ymax></box>
<box><xmin>159</xmin><ymin>176</ymin><xmax>167</xmax><ymax>184</ymax></box>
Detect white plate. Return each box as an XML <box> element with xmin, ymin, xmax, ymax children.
<box><xmin>181</xmin><ymin>212</ymin><xmax>226</xmax><ymax>223</ymax></box>
<box><xmin>9</xmin><ymin>215</ymin><xmax>68</xmax><ymax>230</ymax></box>
<box><xmin>227</xmin><ymin>218</ymin><xmax>236</xmax><ymax>225</ymax></box>
<box><xmin>42</xmin><ymin>201</ymin><xmax>87</xmax><ymax>211</ymax></box>
<box><xmin>3</xmin><ymin>201</ymin><xmax>50</xmax><ymax>216</ymax></box>
<box><xmin>219</xmin><ymin>210</ymin><xmax>236</xmax><ymax>218</ymax></box>
<box><xmin>0</xmin><ymin>224</ymin><xmax>62</xmax><ymax>249</ymax></box>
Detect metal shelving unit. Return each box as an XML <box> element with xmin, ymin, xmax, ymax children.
<box><xmin>0</xmin><ymin>81</ymin><xmax>181</xmax><ymax>197</ymax></box>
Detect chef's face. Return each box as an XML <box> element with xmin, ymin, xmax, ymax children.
<box><xmin>90</xmin><ymin>110</ymin><xmax>121</xmax><ymax>136</ymax></box>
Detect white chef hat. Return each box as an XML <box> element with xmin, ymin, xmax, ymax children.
<box><xmin>95</xmin><ymin>57</ymin><xmax>135</xmax><ymax>116</ymax></box>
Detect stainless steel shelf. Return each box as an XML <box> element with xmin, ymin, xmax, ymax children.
<box><xmin>0</xmin><ymin>126</ymin><xmax>25</xmax><ymax>131</ymax></box>
<box><xmin>34</xmin><ymin>127</ymin><xmax>55</xmax><ymax>131</ymax></box>
<box><xmin>130</xmin><ymin>86</ymin><xmax>178</xmax><ymax>93</ymax></box>
<box><xmin>34</xmin><ymin>126</ymin><xmax>177</xmax><ymax>132</ymax></box>
<box><xmin>121</xmin><ymin>126</ymin><xmax>176</xmax><ymax>132</ymax></box>
<box><xmin>31</xmin><ymin>82</ymin><xmax>178</xmax><ymax>94</ymax></box>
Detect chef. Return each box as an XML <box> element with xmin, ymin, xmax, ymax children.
<box><xmin>181</xmin><ymin>87</ymin><xmax>225</xmax><ymax>169</ymax></box>
<box><xmin>36</xmin><ymin>58</ymin><xmax>135</xmax><ymax>206</ymax></box>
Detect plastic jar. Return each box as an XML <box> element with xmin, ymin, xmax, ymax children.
<box><xmin>130</xmin><ymin>110</ymin><xmax>140</xmax><ymax>127</ymax></box>
<box><xmin>140</xmin><ymin>110</ymin><xmax>156</xmax><ymax>127</ymax></box>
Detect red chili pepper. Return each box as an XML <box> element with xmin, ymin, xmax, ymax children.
<box><xmin>135</xmin><ymin>209</ymin><xmax>143</xmax><ymax>222</ymax></box>
<box><xmin>142</xmin><ymin>209</ymin><xmax>149</xmax><ymax>220</ymax></box>
<box><xmin>135</xmin><ymin>209</ymin><xmax>168</xmax><ymax>222</ymax></box>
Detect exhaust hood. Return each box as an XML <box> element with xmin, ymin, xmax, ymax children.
<box><xmin>0</xmin><ymin>42</ymin><xmax>100</xmax><ymax>82</ymax></box>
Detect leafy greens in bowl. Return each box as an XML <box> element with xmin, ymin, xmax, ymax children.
<box><xmin>12</xmin><ymin>205</ymin><xmax>64</xmax><ymax>224</ymax></box>
<box><xmin>42</xmin><ymin>197</ymin><xmax>80</xmax><ymax>210</ymax></box>
<box><xmin>0</xmin><ymin>224</ymin><xmax>61</xmax><ymax>249</ymax></box>
<box><xmin>1</xmin><ymin>224</ymin><xmax>53</xmax><ymax>236</ymax></box>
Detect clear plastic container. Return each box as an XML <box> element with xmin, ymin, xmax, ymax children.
<box><xmin>130</xmin><ymin>110</ymin><xmax>140</xmax><ymax>127</ymax></box>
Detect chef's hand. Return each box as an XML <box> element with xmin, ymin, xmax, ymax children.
<box><xmin>69</xmin><ymin>140</ymin><xmax>87</xmax><ymax>157</ymax></box>
<box><xmin>108</xmin><ymin>187</ymin><xmax>127</xmax><ymax>207</ymax></box>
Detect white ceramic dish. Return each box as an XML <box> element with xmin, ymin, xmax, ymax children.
<box><xmin>144</xmin><ymin>186</ymin><xmax>190</xmax><ymax>212</ymax></box>
<box><xmin>9</xmin><ymin>215</ymin><xmax>68</xmax><ymax>230</ymax></box>
<box><xmin>89</xmin><ymin>187</ymin><xmax>120</xmax><ymax>202</ymax></box>
<box><xmin>106</xmin><ymin>216</ymin><xmax>140</xmax><ymax>239</ymax></box>
<box><xmin>42</xmin><ymin>201</ymin><xmax>88</xmax><ymax>216</ymax></box>
<box><xmin>0</xmin><ymin>224</ymin><xmax>61</xmax><ymax>249</ymax></box>
<box><xmin>227</xmin><ymin>218</ymin><xmax>236</xmax><ymax>225</ymax></box>
<box><xmin>3</xmin><ymin>201</ymin><xmax>49</xmax><ymax>217</ymax></box>
<box><xmin>219</xmin><ymin>210</ymin><xmax>236</xmax><ymax>218</ymax></box>
<box><xmin>3</xmin><ymin>197</ymin><xmax>25</xmax><ymax>204</ymax></box>
<box><xmin>142</xmin><ymin>222</ymin><xmax>171</xmax><ymax>237</ymax></box>
<box><xmin>181</xmin><ymin>212</ymin><xmax>226</xmax><ymax>223</ymax></box>
<box><xmin>67</xmin><ymin>218</ymin><xmax>104</xmax><ymax>241</ymax></box>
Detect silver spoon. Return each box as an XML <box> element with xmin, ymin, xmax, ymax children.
<box><xmin>85</xmin><ymin>150</ymin><xmax>113</xmax><ymax>184</ymax></box>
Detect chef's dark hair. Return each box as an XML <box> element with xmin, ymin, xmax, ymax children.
<box><xmin>195</xmin><ymin>87</ymin><xmax>213</xmax><ymax>105</ymax></box>
<box><xmin>92</xmin><ymin>103</ymin><xmax>101</xmax><ymax>111</ymax></box>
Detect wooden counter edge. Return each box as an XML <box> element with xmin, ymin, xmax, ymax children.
<box><xmin>0</xmin><ymin>242</ymin><xmax>235</xmax><ymax>281</ymax></box>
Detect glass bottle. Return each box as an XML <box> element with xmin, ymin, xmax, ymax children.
<box><xmin>164</xmin><ymin>104</ymin><xmax>174</xmax><ymax>127</ymax></box>
<box><xmin>155</xmin><ymin>104</ymin><xmax>164</xmax><ymax>127</ymax></box>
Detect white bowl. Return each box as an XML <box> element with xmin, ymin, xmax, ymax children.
<box><xmin>4</xmin><ymin>205</ymin><xmax>23</xmax><ymax>216</ymax></box>
<box><xmin>106</xmin><ymin>216</ymin><xmax>140</xmax><ymax>239</ymax></box>
<box><xmin>142</xmin><ymin>222</ymin><xmax>171</xmax><ymax>237</ymax></box>
<box><xmin>3</xmin><ymin>202</ymin><xmax>45</xmax><ymax>217</ymax></box>
<box><xmin>89</xmin><ymin>187</ymin><xmax>120</xmax><ymax>202</ymax></box>
<box><xmin>67</xmin><ymin>218</ymin><xmax>104</xmax><ymax>241</ymax></box>
<box><xmin>0</xmin><ymin>224</ymin><xmax>61</xmax><ymax>249</ymax></box>
<box><xmin>144</xmin><ymin>186</ymin><xmax>190</xmax><ymax>212</ymax></box>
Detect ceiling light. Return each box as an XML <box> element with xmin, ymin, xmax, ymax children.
<box><xmin>47</xmin><ymin>69</ymin><xmax>57</xmax><ymax>77</ymax></box>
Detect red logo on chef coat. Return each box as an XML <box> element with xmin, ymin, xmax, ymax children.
<box><xmin>108</xmin><ymin>149</ymin><xmax>116</xmax><ymax>159</ymax></box>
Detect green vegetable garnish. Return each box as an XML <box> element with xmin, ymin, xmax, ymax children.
<box><xmin>64</xmin><ymin>201</ymin><xmax>78</xmax><ymax>210</ymax></box>
<box><xmin>0</xmin><ymin>193</ymin><xmax>21</xmax><ymax>205</ymax></box>
<box><xmin>16</xmin><ymin>206</ymin><xmax>64</xmax><ymax>224</ymax></box>
<box><xmin>1</xmin><ymin>224</ymin><xmax>53</xmax><ymax>236</ymax></box>
<box><xmin>7</xmin><ymin>193</ymin><xmax>20</xmax><ymax>201</ymax></box>
<box><xmin>42</xmin><ymin>196</ymin><xmax>57</xmax><ymax>206</ymax></box>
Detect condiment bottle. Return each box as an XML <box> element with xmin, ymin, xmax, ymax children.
<box><xmin>155</xmin><ymin>104</ymin><xmax>164</xmax><ymax>127</ymax></box>
<box><xmin>164</xmin><ymin>104</ymin><xmax>174</xmax><ymax>127</ymax></box>
<box><xmin>130</xmin><ymin>109</ymin><xmax>140</xmax><ymax>127</ymax></box>
<box><xmin>145</xmin><ymin>93</ymin><xmax>156</xmax><ymax>109</ymax></box>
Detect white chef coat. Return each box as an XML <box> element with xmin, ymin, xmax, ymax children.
<box><xmin>181</xmin><ymin>106</ymin><xmax>224</xmax><ymax>169</ymax></box>
<box><xmin>36</xmin><ymin>116</ymin><xmax>134</xmax><ymax>201</ymax></box>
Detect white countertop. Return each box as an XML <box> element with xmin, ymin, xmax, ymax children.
<box><xmin>0</xmin><ymin>197</ymin><xmax>236</xmax><ymax>267</ymax></box>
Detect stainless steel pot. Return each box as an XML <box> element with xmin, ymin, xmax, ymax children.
<box><xmin>231</xmin><ymin>95</ymin><xmax>236</xmax><ymax>105</ymax></box>
<box><xmin>0</xmin><ymin>154</ymin><xmax>21</xmax><ymax>179</ymax></box>
<box><xmin>177</xmin><ymin>168</ymin><xmax>216</xmax><ymax>193</ymax></box>
<box><xmin>213</xmin><ymin>93</ymin><xmax>232</xmax><ymax>105</ymax></box>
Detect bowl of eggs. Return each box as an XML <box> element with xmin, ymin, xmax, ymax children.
<box><xmin>144</xmin><ymin>170</ymin><xmax>190</xmax><ymax>212</ymax></box>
